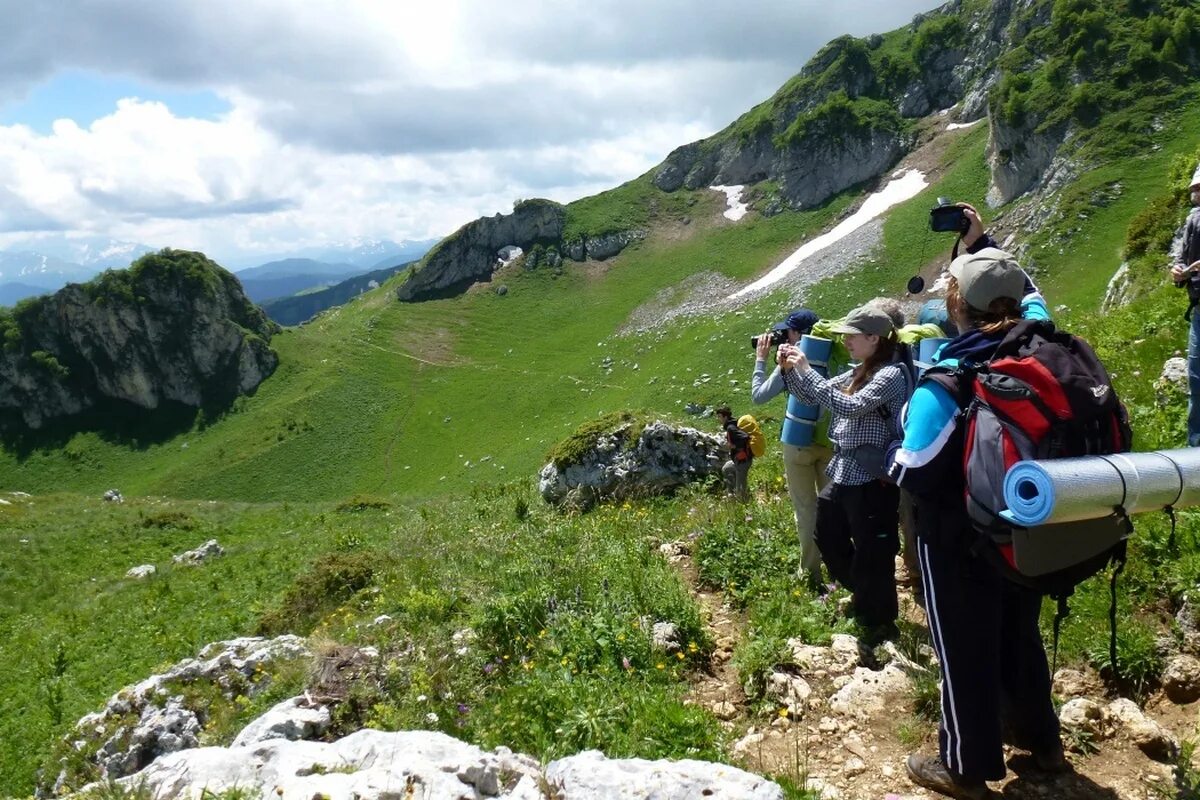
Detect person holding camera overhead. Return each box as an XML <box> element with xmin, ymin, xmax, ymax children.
<box><xmin>777</xmin><ymin>305</ymin><xmax>907</xmax><ymax>643</ymax></box>
<box><xmin>1171</xmin><ymin>165</ymin><xmax>1200</xmax><ymax>447</ymax></box>
<box><xmin>750</xmin><ymin>309</ymin><xmax>828</xmax><ymax>588</ymax></box>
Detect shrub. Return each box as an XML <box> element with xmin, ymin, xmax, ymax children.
<box><xmin>335</xmin><ymin>494</ymin><xmax>392</xmax><ymax>513</ymax></box>
<box><xmin>138</xmin><ymin>511</ymin><xmax>198</xmax><ymax>530</ymax></box>
<box><xmin>30</xmin><ymin>351</ymin><xmax>69</xmax><ymax>379</ymax></box>
<box><xmin>256</xmin><ymin>550</ymin><xmax>380</xmax><ymax>635</ymax></box>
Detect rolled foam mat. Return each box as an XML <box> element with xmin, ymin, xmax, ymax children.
<box><xmin>1001</xmin><ymin>448</ymin><xmax>1200</xmax><ymax>526</ymax></box>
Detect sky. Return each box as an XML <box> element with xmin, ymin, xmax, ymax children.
<box><xmin>0</xmin><ymin>0</ymin><xmax>943</xmax><ymax>265</ymax></box>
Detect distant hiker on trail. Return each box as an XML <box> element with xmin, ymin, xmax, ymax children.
<box><xmin>778</xmin><ymin>305</ymin><xmax>906</xmax><ymax>644</ymax></box>
<box><xmin>750</xmin><ymin>308</ymin><xmax>828</xmax><ymax>588</ymax></box>
<box><xmin>716</xmin><ymin>405</ymin><xmax>753</xmax><ymax>502</ymax></box>
<box><xmin>1171</xmin><ymin>164</ymin><xmax>1200</xmax><ymax>447</ymax></box>
<box><xmin>886</xmin><ymin>248</ymin><xmax>1064</xmax><ymax>799</ymax></box>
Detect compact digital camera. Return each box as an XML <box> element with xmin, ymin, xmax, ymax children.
<box><xmin>929</xmin><ymin>197</ymin><xmax>969</xmax><ymax>233</ymax></box>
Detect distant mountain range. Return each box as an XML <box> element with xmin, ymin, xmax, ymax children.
<box><xmin>0</xmin><ymin>237</ymin><xmax>439</xmax><ymax>307</ymax></box>
<box><xmin>260</xmin><ymin>262</ymin><xmax>414</xmax><ymax>325</ymax></box>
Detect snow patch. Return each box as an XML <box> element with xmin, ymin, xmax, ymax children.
<box><xmin>729</xmin><ymin>170</ymin><xmax>928</xmax><ymax>299</ymax></box>
<box><xmin>497</xmin><ymin>246</ymin><xmax>523</xmax><ymax>266</ymax></box>
<box><xmin>946</xmin><ymin>119</ymin><xmax>984</xmax><ymax>131</ymax></box>
<box><xmin>711</xmin><ymin>185</ymin><xmax>749</xmax><ymax>221</ymax></box>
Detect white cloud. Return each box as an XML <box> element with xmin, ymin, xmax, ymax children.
<box><xmin>0</xmin><ymin>0</ymin><xmax>944</xmax><ymax>263</ymax></box>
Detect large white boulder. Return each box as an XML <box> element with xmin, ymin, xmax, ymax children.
<box><xmin>544</xmin><ymin>749</ymin><xmax>784</xmax><ymax>800</ymax></box>
<box><xmin>230</xmin><ymin>696</ymin><xmax>331</xmax><ymax>748</ymax></box>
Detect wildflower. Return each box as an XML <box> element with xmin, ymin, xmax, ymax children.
<box><xmin>457</xmin><ymin>703</ymin><xmax>470</xmax><ymax>715</ymax></box>
<box><xmin>416</xmin><ymin>694</ymin><xmax>427</xmax><ymax>703</ymax></box>
<box><xmin>778</xmin><ymin>707</ymin><xmax>789</xmax><ymax>718</ymax></box>
<box><xmin>617</xmin><ymin>633</ymin><xmax>626</xmax><ymax>642</ymax></box>
<box><xmin>687</xmin><ymin>642</ymin><xmax>698</xmax><ymax>653</ymax></box>
<box><xmin>523</xmin><ymin>661</ymin><xmax>534</xmax><ymax>671</ymax></box>
<box><xmin>656</xmin><ymin>662</ymin><xmax>665</xmax><ymax>670</ymax></box>
<box><xmin>482</xmin><ymin>663</ymin><xmax>496</xmax><ymax>675</ymax></box>
<box><xmin>621</xmin><ymin>657</ymin><xmax>632</xmax><ymax>670</ymax></box>
<box><xmin>675</xmin><ymin>652</ymin><xmax>685</xmax><ymax>660</ymax></box>
<box><xmin>539</xmin><ymin>629</ymin><xmax>547</xmax><ymax>638</ymax></box>
<box><xmin>426</xmin><ymin>712</ymin><xmax>439</xmax><ymax>724</ymax></box>
<box><xmin>560</xmin><ymin>657</ymin><xmax>569</xmax><ymax>666</ymax></box>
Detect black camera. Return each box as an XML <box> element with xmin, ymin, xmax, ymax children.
<box><xmin>750</xmin><ymin>329</ymin><xmax>788</xmax><ymax>349</ymax></box>
<box><xmin>930</xmin><ymin>197</ymin><xmax>969</xmax><ymax>233</ymax></box>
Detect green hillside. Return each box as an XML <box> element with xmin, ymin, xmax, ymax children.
<box><xmin>6</xmin><ymin>2</ymin><xmax>1200</xmax><ymax>797</ymax></box>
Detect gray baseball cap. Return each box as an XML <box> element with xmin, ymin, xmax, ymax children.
<box><xmin>949</xmin><ymin>247</ymin><xmax>1025</xmax><ymax>310</ymax></box>
<box><xmin>828</xmin><ymin>305</ymin><xmax>894</xmax><ymax>337</ymax></box>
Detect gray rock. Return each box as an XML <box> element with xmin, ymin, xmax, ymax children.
<box><xmin>1163</xmin><ymin>655</ymin><xmax>1200</xmax><ymax>704</ymax></box>
<box><xmin>397</xmin><ymin>200</ymin><xmax>565</xmax><ymax>301</ymax></box>
<box><xmin>126</xmin><ymin>565</ymin><xmax>156</xmax><ymax>580</ymax></box>
<box><xmin>987</xmin><ymin>114</ymin><xmax>1070</xmax><ymax>207</ymax></box>
<box><xmin>0</xmin><ymin>252</ymin><xmax>278</xmax><ymax>430</ymax></box>
<box><xmin>1108</xmin><ymin>698</ymin><xmax>1178</xmax><ymax>762</ymax></box>
<box><xmin>1160</xmin><ymin>357</ymin><xmax>1189</xmax><ymax>392</ymax></box>
<box><xmin>231</xmin><ymin>696</ymin><xmax>331</xmax><ymax>748</ymax></box>
<box><xmin>767</xmin><ymin>671</ymin><xmax>813</xmax><ymax>716</ymax></box>
<box><xmin>651</xmin><ymin>621</ymin><xmax>681</xmax><ymax>653</ymax></box>
<box><xmin>1052</xmin><ymin>668</ymin><xmax>1099</xmax><ymax>699</ymax></box>
<box><xmin>827</xmin><ymin>665</ymin><xmax>911</xmax><ymax>718</ymax></box>
<box><xmin>539</xmin><ymin>420</ymin><xmax>725</xmax><ymax>509</ymax></box>
<box><xmin>545</xmin><ymin>749</ymin><xmax>785</xmax><ymax>800</ymax></box>
<box><xmin>1102</xmin><ymin>263</ymin><xmax>1134</xmax><ymax>312</ymax></box>
<box><xmin>585</xmin><ymin>230</ymin><xmax>646</xmax><ymax>261</ymax></box>
<box><xmin>1058</xmin><ymin>698</ymin><xmax>1106</xmax><ymax>739</ymax></box>
<box><xmin>172</xmin><ymin>539</ymin><xmax>224</xmax><ymax>565</ymax></box>
<box><xmin>103</xmin><ymin>489</ymin><xmax>124</xmax><ymax>503</ymax></box>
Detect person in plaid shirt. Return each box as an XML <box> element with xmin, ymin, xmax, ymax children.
<box><xmin>779</xmin><ymin>304</ymin><xmax>906</xmax><ymax>642</ymax></box>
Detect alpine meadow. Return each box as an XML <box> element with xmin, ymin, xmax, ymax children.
<box><xmin>4</xmin><ymin>1</ymin><xmax>1200</xmax><ymax>799</ymax></box>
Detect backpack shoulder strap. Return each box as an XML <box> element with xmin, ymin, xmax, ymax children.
<box><xmin>921</xmin><ymin>364</ymin><xmax>975</xmax><ymax>409</ymax></box>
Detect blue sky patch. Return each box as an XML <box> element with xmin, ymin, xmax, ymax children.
<box><xmin>0</xmin><ymin>71</ymin><xmax>230</xmax><ymax>132</ymax></box>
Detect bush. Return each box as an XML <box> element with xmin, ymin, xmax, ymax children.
<box><xmin>256</xmin><ymin>550</ymin><xmax>380</xmax><ymax>635</ymax></box>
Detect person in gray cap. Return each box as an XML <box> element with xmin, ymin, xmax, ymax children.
<box><xmin>778</xmin><ymin>303</ymin><xmax>906</xmax><ymax>642</ymax></box>
<box><xmin>1170</xmin><ymin>164</ymin><xmax>1200</xmax><ymax>447</ymax></box>
<box><xmin>750</xmin><ymin>308</ymin><xmax>829</xmax><ymax>588</ymax></box>
<box><xmin>885</xmin><ymin>248</ymin><xmax>1062</xmax><ymax>798</ymax></box>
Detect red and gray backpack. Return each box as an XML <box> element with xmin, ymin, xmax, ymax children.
<box><xmin>924</xmin><ymin>319</ymin><xmax>1134</xmax><ymax>672</ymax></box>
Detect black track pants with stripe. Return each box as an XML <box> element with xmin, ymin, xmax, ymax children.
<box><xmin>917</xmin><ymin>536</ymin><xmax>1061</xmax><ymax>782</ymax></box>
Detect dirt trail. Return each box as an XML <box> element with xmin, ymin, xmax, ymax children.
<box><xmin>668</xmin><ymin>537</ymin><xmax>1196</xmax><ymax>800</ymax></box>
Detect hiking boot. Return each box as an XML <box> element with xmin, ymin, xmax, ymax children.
<box><xmin>906</xmin><ymin>754</ymin><xmax>990</xmax><ymax>800</ymax></box>
<box><xmin>1032</xmin><ymin>745</ymin><xmax>1070</xmax><ymax>773</ymax></box>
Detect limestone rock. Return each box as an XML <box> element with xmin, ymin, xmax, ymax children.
<box><xmin>1052</xmin><ymin>668</ymin><xmax>1100</xmax><ymax>699</ymax></box>
<box><xmin>172</xmin><ymin>539</ymin><xmax>224</xmax><ymax>565</ymax></box>
<box><xmin>126</xmin><ymin>565</ymin><xmax>156</xmax><ymax>580</ymax></box>
<box><xmin>0</xmin><ymin>250</ymin><xmax>278</xmax><ymax>430</ymax></box>
<box><xmin>767</xmin><ymin>671</ymin><xmax>813</xmax><ymax>715</ymax></box>
<box><xmin>539</xmin><ymin>420</ymin><xmax>725</xmax><ymax>509</ymax></box>
<box><xmin>1163</xmin><ymin>654</ymin><xmax>1200</xmax><ymax>704</ymax></box>
<box><xmin>103</xmin><ymin>489</ymin><xmax>124</xmax><ymax>503</ymax></box>
<box><xmin>113</xmin><ymin>730</ymin><xmax>545</xmax><ymax>800</ymax></box>
<box><xmin>711</xmin><ymin>701</ymin><xmax>738</xmax><ymax>721</ymax></box>
<box><xmin>1108</xmin><ymin>698</ymin><xmax>1179</xmax><ymax>762</ymax></box>
<box><xmin>545</xmin><ymin>749</ymin><xmax>784</xmax><ymax>800</ymax></box>
<box><xmin>1058</xmin><ymin>698</ymin><xmax>1106</xmax><ymax>740</ymax></box>
<box><xmin>1102</xmin><ymin>263</ymin><xmax>1135</xmax><ymax>312</ymax></box>
<box><xmin>652</xmin><ymin>621</ymin><xmax>681</xmax><ymax>652</ymax></box>
<box><xmin>1158</xmin><ymin>357</ymin><xmax>1189</xmax><ymax>407</ymax></box>
<box><xmin>396</xmin><ymin>199</ymin><xmax>565</xmax><ymax>301</ymax></box>
<box><xmin>230</xmin><ymin>696</ymin><xmax>331</xmax><ymax>748</ymax></box>
<box><xmin>827</xmin><ymin>665</ymin><xmax>910</xmax><ymax>718</ymax></box>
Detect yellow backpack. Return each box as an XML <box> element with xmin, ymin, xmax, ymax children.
<box><xmin>737</xmin><ymin>414</ymin><xmax>766</xmax><ymax>458</ymax></box>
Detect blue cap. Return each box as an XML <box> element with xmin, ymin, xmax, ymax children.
<box><xmin>775</xmin><ymin>308</ymin><xmax>818</xmax><ymax>334</ymax></box>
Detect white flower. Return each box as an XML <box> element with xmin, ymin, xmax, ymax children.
<box><xmin>416</xmin><ymin>694</ymin><xmax>427</xmax><ymax>702</ymax></box>
<box><xmin>425</xmin><ymin>712</ymin><xmax>439</xmax><ymax>724</ymax></box>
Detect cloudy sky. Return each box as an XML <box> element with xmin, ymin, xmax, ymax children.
<box><xmin>0</xmin><ymin>0</ymin><xmax>942</xmax><ymax>265</ymax></box>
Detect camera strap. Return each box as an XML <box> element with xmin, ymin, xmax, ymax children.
<box><xmin>950</xmin><ymin>232</ymin><xmax>964</xmax><ymax>262</ymax></box>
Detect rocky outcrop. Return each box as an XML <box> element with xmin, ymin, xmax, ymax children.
<box><xmin>0</xmin><ymin>250</ymin><xmax>278</xmax><ymax>430</ymax></box>
<box><xmin>108</xmin><ymin>728</ymin><xmax>783</xmax><ymax>800</ymax></box>
<box><xmin>539</xmin><ymin>420</ymin><xmax>725</xmax><ymax>510</ymax></box>
<box><xmin>986</xmin><ymin>115</ymin><xmax>1070</xmax><ymax>206</ymax></box>
<box><xmin>395</xmin><ymin>200</ymin><xmax>646</xmax><ymax>302</ymax></box>
<box><xmin>53</xmin><ymin>636</ymin><xmax>310</xmax><ymax>793</ymax></box>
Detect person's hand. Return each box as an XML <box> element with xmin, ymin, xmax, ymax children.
<box><xmin>781</xmin><ymin>346</ymin><xmax>809</xmax><ymax>373</ymax></box>
<box><xmin>1173</xmin><ymin>264</ymin><xmax>1188</xmax><ymax>283</ymax></box>
<box><xmin>958</xmin><ymin>202</ymin><xmax>986</xmax><ymax>249</ymax></box>
<box><xmin>756</xmin><ymin>331</ymin><xmax>772</xmax><ymax>360</ymax></box>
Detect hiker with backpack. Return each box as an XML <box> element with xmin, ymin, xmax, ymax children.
<box><xmin>886</xmin><ymin>248</ymin><xmax>1070</xmax><ymax>799</ymax></box>
<box><xmin>716</xmin><ymin>405</ymin><xmax>757</xmax><ymax>501</ymax></box>
<box><xmin>750</xmin><ymin>308</ymin><xmax>830</xmax><ymax>586</ymax></box>
<box><xmin>1170</xmin><ymin>164</ymin><xmax>1200</xmax><ymax>447</ymax></box>
<box><xmin>778</xmin><ymin>305</ymin><xmax>908</xmax><ymax>643</ymax></box>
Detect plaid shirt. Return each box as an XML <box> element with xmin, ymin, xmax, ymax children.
<box><xmin>783</xmin><ymin>363</ymin><xmax>906</xmax><ymax>485</ymax></box>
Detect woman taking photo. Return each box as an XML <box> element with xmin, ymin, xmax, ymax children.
<box><xmin>778</xmin><ymin>304</ymin><xmax>907</xmax><ymax>643</ymax></box>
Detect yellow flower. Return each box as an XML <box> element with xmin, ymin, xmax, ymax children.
<box><xmin>675</xmin><ymin>652</ymin><xmax>685</xmax><ymax>661</ymax></box>
<box><xmin>778</xmin><ymin>707</ymin><xmax>789</xmax><ymax>718</ymax></box>
<box><xmin>656</xmin><ymin>663</ymin><xmax>665</xmax><ymax>670</ymax></box>
<box><xmin>560</xmin><ymin>657</ymin><xmax>569</xmax><ymax>666</ymax></box>
<box><xmin>687</xmin><ymin>642</ymin><xmax>698</xmax><ymax>652</ymax></box>
<box><xmin>539</xmin><ymin>629</ymin><xmax>547</xmax><ymax>638</ymax></box>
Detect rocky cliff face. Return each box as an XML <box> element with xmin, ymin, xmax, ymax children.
<box><xmin>396</xmin><ymin>200</ymin><xmax>567</xmax><ymax>301</ymax></box>
<box><xmin>0</xmin><ymin>249</ymin><xmax>279</xmax><ymax>429</ymax></box>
